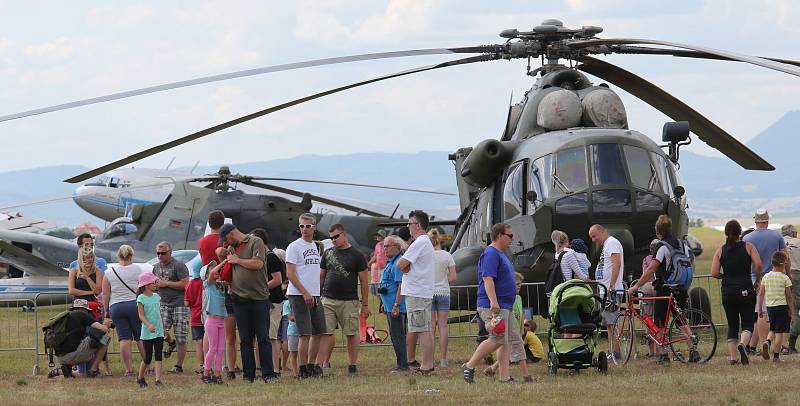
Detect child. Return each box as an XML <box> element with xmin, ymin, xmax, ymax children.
<box><xmin>202</xmin><ymin>259</ymin><xmax>228</xmax><ymax>384</ymax></box>
<box><xmin>184</xmin><ymin>257</ymin><xmax>205</xmax><ymax>374</ymax></box>
<box><xmin>757</xmin><ymin>251</ymin><xmax>794</xmax><ymax>363</ymax></box>
<box><xmin>484</xmin><ymin>273</ymin><xmax>532</xmax><ymax>382</ymax></box>
<box><xmin>522</xmin><ymin>320</ymin><xmax>543</xmax><ymax>363</ymax></box>
<box><xmin>283</xmin><ymin>298</ymin><xmax>300</xmax><ymax>377</ymax></box>
<box><xmin>136</xmin><ymin>272</ymin><xmax>164</xmax><ymax>387</ymax></box>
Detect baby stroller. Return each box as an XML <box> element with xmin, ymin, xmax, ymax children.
<box><xmin>547</xmin><ymin>280</ymin><xmax>608</xmax><ymax>374</ymax></box>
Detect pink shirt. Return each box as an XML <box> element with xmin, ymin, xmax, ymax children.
<box><xmin>371</xmin><ymin>241</ymin><xmax>387</xmax><ymax>284</ymax></box>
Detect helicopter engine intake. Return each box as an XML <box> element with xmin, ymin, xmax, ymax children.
<box><xmin>460</xmin><ymin>139</ymin><xmax>516</xmax><ymax>187</ymax></box>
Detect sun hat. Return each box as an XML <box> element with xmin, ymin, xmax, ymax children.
<box><xmin>138</xmin><ymin>271</ymin><xmax>159</xmax><ymax>288</ymax></box>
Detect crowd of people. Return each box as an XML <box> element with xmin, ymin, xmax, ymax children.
<box><xmin>50</xmin><ymin>206</ymin><xmax>800</xmax><ymax>386</ymax></box>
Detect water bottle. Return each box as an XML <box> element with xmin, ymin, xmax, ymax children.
<box><xmin>641</xmin><ymin>314</ymin><xmax>657</xmax><ymax>334</ymax></box>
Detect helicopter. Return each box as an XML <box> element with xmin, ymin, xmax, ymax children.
<box><xmin>2</xmin><ymin>19</ymin><xmax>799</xmax><ymax>315</ymax></box>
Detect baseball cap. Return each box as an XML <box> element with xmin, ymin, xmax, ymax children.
<box><xmin>137</xmin><ymin>271</ymin><xmax>159</xmax><ymax>288</ymax></box>
<box><xmin>753</xmin><ymin>208</ymin><xmax>769</xmax><ymax>223</ymax></box>
<box><xmin>375</xmin><ymin>230</ymin><xmax>386</xmax><ymax>238</ymax></box>
<box><xmin>218</xmin><ymin>223</ymin><xmax>237</xmax><ymax>244</ymax></box>
<box><xmin>781</xmin><ymin>224</ymin><xmax>796</xmax><ymax>237</ymax></box>
<box><xmin>71</xmin><ymin>298</ymin><xmax>91</xmax><ymax>311</ymax></box>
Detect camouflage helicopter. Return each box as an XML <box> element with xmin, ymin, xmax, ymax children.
<box><xmin>3</xmin><ymin>19</ymin><xmax>800</xmax><ymax>315</ymax></box>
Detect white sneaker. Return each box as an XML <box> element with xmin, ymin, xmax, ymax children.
<box><xmin>439</xmin><ymin>360</ymin><xmax>448</xmax><ymax>368</ymax></box>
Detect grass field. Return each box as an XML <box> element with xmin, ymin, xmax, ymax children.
<box><xmin>0</xmin><ymin>227</ymin><xmax>793</xmax><ymax>405</ymax></box>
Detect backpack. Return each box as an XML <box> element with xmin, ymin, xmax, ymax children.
<box><xmin>42</xmin><ymin>310</ymin><xmax>81</xmax><ymax>366</ymax></box>
<box><xmin>544</xmin><ymin>251</ymin><xmax>568</xmax><ymax>296</ymax></box>
<box><xmin>660</xmin><ymin>240</ymin><xmax>694</xmax><ymax>289</ymax></box>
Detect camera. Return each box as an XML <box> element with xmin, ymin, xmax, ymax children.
<box><xmin>377</xmin><ymin>287</ymin><xmax>388</xmax><ymax>294</ymax></box>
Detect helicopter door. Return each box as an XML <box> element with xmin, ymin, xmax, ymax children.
<box><xmin>500</xmin><ymin>161</ymin><xmax>535</xmax><ymax>255</ymax></box>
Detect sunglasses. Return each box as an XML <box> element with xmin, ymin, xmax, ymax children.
<box><xmin>330</xmin><ymin>233</ymin><xmax>342</xmax><ymax>240</ymax></box>
<box><xmin>299</xmin><ymin>224</ymin><xmax>314</xmax><ymax>229</ymax></box>
<box><xmin>156</xmin><ymin>251</ymin><xmax>169</xmax><ymax>256</ymax></box>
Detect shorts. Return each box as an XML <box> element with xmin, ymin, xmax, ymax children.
<box><xmin>431</xmin><ymin>295</ymin><xmax>451</xmax><ymax>312</ymax></box>
<box><xmin>288</xmin><ymin>295</ymin><xmax>327</xmax><ymax>336</ymax></box>
<box><xmin>191</xmin><ymin>326</ymin><xmax>205</xmax><ymax>341</ymax></box>
<box><xmin>601</xmin><ymin>309</ymin><xmax>621</xmax><ymax>326</ymax></box>
<box><xmin>278</xmin><ymin>316</ymin><xmax>289</xmax><ymax>342</ymax></box>
<box><xmin>161</xmin><ymin>305</ymin><xmax>189</xmax><ymax>344</ymax></box>
<box><xmin>287</xmin><ymin>335</ymin><xmax>299</xmax><ymax>352</ymax></box>
<box><xmin>142</xmin><ymin>337</ymin><xmax>164</xmax><ymax>364</ymax></box>
<box><xmin>767</xmin><ymin>305</ymin><xmax>790</xmax><ymax>333</ymax></box>
<box><xmin>58</xmin><ymin>336</ymin><xmax>96</xmax><ymax>366</ymax></box>
<box><xmin>321</xmin><ymin>297</ymin><xmax>360</xmax><ymax>336</ymax></box>
<box><xmin>225</xmin><ymin>292</ymin><xmax>235</xmax><ymax>316</ymax></box>
<box><xmin>510</xmin><ymin>333</ymin><xmax>526</xmax><ymax>363</ymax></box>
<box><xmin>109</xmin><ymin>300</ymin><xmax>141</xmax><ymax>341</ymax></box>
<box><xmin>477</xmin><ymin>308</ymin><xmax>521</xmax><ymax>349</ymax></box>
<box><xmin>269</xmin><ymin>302</ymin><xmax>283</xmax><ymax>340</ymax></box>
<box><xmin>406</xmin><ymin>296</ymin><xmax>433</xmax><ymax>333</ymax></box>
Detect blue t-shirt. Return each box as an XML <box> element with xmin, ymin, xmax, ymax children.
<box><xmin>476</xmin><ymin>246</ymin><xmax>516</xmax><ymax>310</ymax></box>
<box><xmin>379</xmin><ymin>255</ymin><xmax>406</xmax><ymax>313</ymax></box>
<box><xmin>282</xmin><ymin>300</ymin><xmax>299</xmax><ymax>337</ymax></box>
<box><xmin>203</xmin><ymin>279</ymin><xmax>227</xmax><ymax>318</ymax></box>
<box><xmin>744</xmin><ymin>228</ymin><xmax>786</xmax><ymax>276</ymax></box>
<box><xmin>70</xmin><ymin>257</ymin><xmax>108</xmax><ymax>271</ymax></box>
<box><xmin>137</xmin><ymin>293</ymin><xmax>164</xmax><ymax>340</ymax></box>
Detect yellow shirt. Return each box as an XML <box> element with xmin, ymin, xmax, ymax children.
<box><xmin>523</xmin><ymin>331</ymin><xmax>544</xmax><ymax>359</ymax></box>
<box><xmin>763</xmin><ymin>270</ymin><xmax>792</xmax><ymax>307</ymax></box>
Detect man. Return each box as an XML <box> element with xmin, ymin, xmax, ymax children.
<box><xmin>744</xmin><ymin>208</ymin><xmax>789</xmax><ymax>353</ymax></box>
<box><xmin>285</xmin><ymin>213</ymin><xmax>326</xmax><ymax>378</ymax></box>
<box><xmin>151</xmin><ymin>241</ymin><xmax>190</xmax><ymax>373</ymax></box>
<box><xmin>461</xmin><ymin>223</ymin><xmax>519</xmax><ymax>383</ymax></box>
<box><xmin>249</xmin><ymin>227</ymin><xmax>285</xmax><ymax>375</ymax></box>
<box><xmin>781</xmin><ymin>225</ymin><xmax>800</xmax><ymax>352</ymax></box>
<box><xmin>198</xmin><ymin>210</ymin><xmax>225</xmax><ymax>266</ymax></box>
<box><xmin>315</xmin><ymin>224</ymin><xmax>370</xmax><ymax>375</ymax></box>
<box><xmin>588</xmin><ymin>224</ymin><xmax>624</xmax><ymax>360</ymax></box>
<box><xmin>397</xmin><ymin>210</ymin><xmax>435</xmax><ymax>374</ymax></box>
<box><xmin>379</xmin><ymin>235</ymin><xmax>408</xmax><ymax>371</ymax></box>
<box><xmin>69</xmin><ymin>233</ymin><xmax>108</xmax><ymax>271</ymax></box>
<box><xmin>220</xmin><ymin>223</ymin><xmax>276</xmax><ymax>382</ymax></box>
<box><xmin>54</xmin><ymin>299</ymin><xmax>113</xmax><ymax>378</ymax></box>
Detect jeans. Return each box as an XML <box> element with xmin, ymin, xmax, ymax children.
<box><xmin>233</xmin><ymin>299</ymin><xmax>274</xmax><ymax>379</ymax></box>
<box><xmin>386</xmin><ymin>312</ymin><xmax>408</xmax><ymax>369</ymax></box>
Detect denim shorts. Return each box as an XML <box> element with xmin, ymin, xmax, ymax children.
<box><xmin>109</xmin><ymin>300</ymin><xmax>141</xmax><ymax>341</ymax></box>
<box><xmin>431</xmin><ymin>295</ymin><xmax>451</xmax><ymax>312</ymax></box>
<box><xmin>277</xmin><ymin>316</ymin><xmax>289</xmax><ymax>342</ymax></box>
<box><xmin>191</xmin><ymin>326</ymin><xmax>205</xmax><ymax>341</ymax></box>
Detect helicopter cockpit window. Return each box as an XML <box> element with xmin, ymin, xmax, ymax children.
<box><xmin>651</xmin><ymin>152</ymin><xmax>674</xmax><ymax>197</ymax></box>
<box><xmin>624</xmin><ymin>145</ymin><xmax>661</xmax><ymax>192</ymax></box>
<box><xmin>102</xmin><ymin>219</ymin><xmax>138</xmax><ymax>239</ymax></box>
<box><xmin>590</xmin><ymin>144</ymin><xmax>626</xmax><ymax>185</ymax></box>
<box><xmin>502</xmin><ymin>162</ymin><xmax>525</xmax><ymax>219</ymax></box>
<box><xmin>530</xmin><ymin>154</ymin><xmax>552</xmax><ymax>205</ymax></box>
<box><xmin>109</xmin><ymin>177</ymin><xmax>120</xmax><ymax>188</ymax></box>
<box><xmin>554</xmin><ymin>146</ymin><xmax>587</xmax><ymax>194</ymax></box>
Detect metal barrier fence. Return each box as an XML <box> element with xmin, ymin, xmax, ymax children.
<box><xmin>0</xmin><ymin>274</ymin><xmax>727</xmax><ymax>376</ymax></box>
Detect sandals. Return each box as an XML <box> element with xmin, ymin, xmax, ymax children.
<box><xmin>163</xmin><ymin>338</ymin><xmax>176</xmax><ymax>358</ymax></box>
<box><xmin>169</xmin><ymin>365</ymin><xmax>184</xmax><ymax>374</ymax></box>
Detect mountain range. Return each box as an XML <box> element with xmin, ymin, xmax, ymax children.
<box><xmin>1</xmin><ymin>111</ymin><xmax>798</xmax><ymax>228</ymax></box>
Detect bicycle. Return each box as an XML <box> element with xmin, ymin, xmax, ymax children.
<box><xmin>611</xmin><ymin>284</ymin><xmax>716</xmax><ymax>365</ymax></box>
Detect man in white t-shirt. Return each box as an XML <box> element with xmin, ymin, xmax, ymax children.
<box><xmin>589</xmin><ymin>224</ymin><xmax>624</xmax><ymax>361</ymax></box>
<box><xmin>285</xmin><ymin>213</ymin><xmax>326</xmax><ymax>379</ymax></box>
<box><xmin>397</xmin><ymin>210</ymin><xmax>435</xmax><ymax>374</ymax></box>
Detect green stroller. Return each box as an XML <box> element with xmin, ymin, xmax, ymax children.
<box><xmin>547</xmin><ymin>279</ymin><xmax>608</xmax><ymax>374</ymax></box>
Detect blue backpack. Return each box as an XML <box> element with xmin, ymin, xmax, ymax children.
<box><xmin>661</xmin><ymin>240</ymin><xmax>694</xmax><ymax>289</ymax></box>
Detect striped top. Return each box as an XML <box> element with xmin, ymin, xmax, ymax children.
<box><xmin>763</xmin><ymin>270</ymin><xmax>792</xmax><ymax>307</ymax></box>
<box><xmin>558</xmin><ymin>248</ymin><xmax>590</xmax><ymax>281</ymax></box>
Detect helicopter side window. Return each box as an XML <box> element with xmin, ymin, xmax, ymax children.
<box><xmin>650</xmin><ymin>152</ymin><xmax>672</xmax><ymax>196</ymax></box>
<box><xmin>624</xmin><ymin>145</ymin><xmax>661</xmax><ymax>191</ymax></box>
<box><xmin>109</xmin><ymin>177</ymin><xmax>120</xmax><ymax>188</ymax></box>
<box><xmin>553</xmin><ymin>146</ymin><xmax>587</xmax><ymax>194</ymax></box>
<box><xmin>530</xmin><ymin>154</ymin><xmax>552</xmax><ymax>204</ymax></box>
<box><xmin>502</xmin><ymin>162</ymin><xmax>525</xmax><ymax>219</ymax></box>
<box><xmin>590</xmin><ymin>144</ymin><xmax>626</xmax><ymax>185</ymax></box>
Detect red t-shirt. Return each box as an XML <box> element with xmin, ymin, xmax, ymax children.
<box><xmin>198</xmin><ymin>233</ymin><xmax>222</xmax><ymax>266</ymax></box>
<box><xmin>184</xmin><ymin>278</ymin><xmax>204</xmax><ymax>327</ymax></box>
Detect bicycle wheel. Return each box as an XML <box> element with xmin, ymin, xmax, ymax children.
<box><xmin>668</xmin><ymin>308</ymin><xmax>717</xmax><ymax>363</ymax></box>
<box><xmin>611</xmin><ymin>312</ymin><xmax>634</xmax><ymax>365</ymax></box>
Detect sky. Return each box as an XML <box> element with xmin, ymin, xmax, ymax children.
<box><xmin>1</xmin><ymin>0</ymin><xmax>799</xmax><ymax>175</ymax></box>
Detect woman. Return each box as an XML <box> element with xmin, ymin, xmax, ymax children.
<box><xmin>102</xmin><ymin>244</ymin><xmax>146</xmax><ymax>376</ymax></box>
<box><xmin>711</xmin><ymin>219</ymin><xmax>763</xmax><ymax>365</ymax></box>
<box><xmin>69</xmin><ymin>246</ymin><xmax>104</xmax><ymax>302</ymax></box>
<box><xmin>551</xmin><ymin>230</ymin><xmax>589</xmax><ymax>281</ymax></box>
<box><xmin>429</xmin><ymin>229</ymin><xmax>456</xmax><ymax>368</ymax></box>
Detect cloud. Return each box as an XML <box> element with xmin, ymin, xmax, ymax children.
<box><xmin>23</xmin><ymin>37</ymin><xmax>73</xmax><ymax>59</ymax></box>
<box><xmin>86</xmin><ymin>4</ymin><xmax>154</xmax><ymax>28</ymax></box>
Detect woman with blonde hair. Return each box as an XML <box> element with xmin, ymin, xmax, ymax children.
<box><xmin>69</xmin><ymin>244</ymin><xmax>104</xmax><ymax>301</ymax></box>
<box><xmin>428</xmin><ymin>229</ymin><xmax>457</xmax><ymax>368</ymax></box>
<box><xmin>102</xmin><ymin>245</ymin><xmax>146</xmax><ymax>376</ymax></box>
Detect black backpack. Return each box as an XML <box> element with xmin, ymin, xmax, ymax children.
<box><xmin>42</xmin><ymin>310</ymin><xmax>82</xmax><ymax>366</ymax></box>
<box><xmin>545</xmin><ymin>251</ymin><xmax>569</xmax><ymax>296</ymax></box>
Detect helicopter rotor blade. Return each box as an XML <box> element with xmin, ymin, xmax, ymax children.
<box><xmin>246</xmin><ymin>177</ymin><xmax>454</xmax><ymax>196</ymax></box>
<box><xmin>577</xmin><ymin>56</ymin><xmax>774</xmax><ymax>171</ymax></box>
<box><xmin>64</xmin><ymin>54</ymin><xmax>496</xmax><ymax>184</ymax></box>
<box><xmin>0</xmin><ymin>46</ymin><xmax>499</xmax><ymax>123</ymax></box>
<box><xmin>242</xmin><ymin>180</ymin><xmax>389</xmax><ymax>217</ymax></box>
<box><xmin>569</xmin><ymin>38</ymin><xmax>800</xmax><ymax>78</ymax></box>
<box><xmin>609</xmin><ymin>45</ymin><xmax>800</xmax><ymax>67</ymax></box>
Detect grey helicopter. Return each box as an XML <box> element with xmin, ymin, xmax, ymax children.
<box><xmin>2</xmin><ymin>19</ymin><xmax>799</xmax><ymax>315</ymax></box>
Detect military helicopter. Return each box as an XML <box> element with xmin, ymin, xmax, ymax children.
<box><xmin>2</xmin><ymin>19</ymin><xmax>799</xmax><ymax>314</ymax></box>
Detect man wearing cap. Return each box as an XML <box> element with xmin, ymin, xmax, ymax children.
<box><xmin>744</xmin><ymin>208</ymin><xmax>790</xmax><ymax>353</ymax></box>
<box><xmin>781</xmin><ymin>225</ymin><xmax>800</xmax><ymax>352</ymax></box>
<box><xmin>151</xmin><ymin>241</ymin><xmax>190</xmax><ymax>373</ymax></box>
<box><xmin>55</xmin><ymin>299</ymin><xmax>113</xmax><ymax>378</ymax></box>
<box><xmin>219</xmin><ymin>223</ymin><xmax>277</xmax><ymax>383</ymax></box>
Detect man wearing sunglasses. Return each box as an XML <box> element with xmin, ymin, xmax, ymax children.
<box><xmin>317</xmin><ymin>223</ymin><xmax>369</xmax><ymax>375</ymax></box>
<box><xmin>285</xmin><ymin>213</ymin><xmax>326</xmax><ymax>378</ymax></box>
<box><xmin>152</xmin><ymin>241</ymin><xmax>190</xmax><ymax>373</ymax></box>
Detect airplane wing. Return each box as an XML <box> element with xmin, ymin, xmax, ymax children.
<box><xmin>0</xmin><ymin>240</ymin><xmax>69</xmax><ymax>277</ymax></box>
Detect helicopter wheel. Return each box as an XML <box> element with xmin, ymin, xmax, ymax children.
<box><xmin>689</xmin><ymin>287</ymin><xmax>712</xmax><ymax>323</ymax></box>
